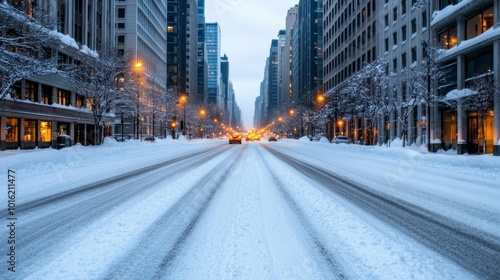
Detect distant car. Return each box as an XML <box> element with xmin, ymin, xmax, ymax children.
<box><xmin>229</xmin><ymin>133</ymin><xmax>242</xmax><ymax>144</ymax></box>
<box><xmin>246</xmin><ymin>133</ymin><xmax>261</xmax><ymax>141</ymax></box>
<box><xmin>143</xmin><ymin>136</ymin><xmax>155</xmax><ymax>142</ymax></box>
<box><xmin>268</xmin><ymin>135</ymin><xmax>278</xmax><ymax>142</ymax></box>
<box><xmin>333</xmin><ymin>136</ymin><xmax>350</xmax><ymax>144</ymax></box>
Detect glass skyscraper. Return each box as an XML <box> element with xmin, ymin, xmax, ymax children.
<box><xmin>205</xmin><ymin>23</ymin><xmax>221</xmax><ymax>105</ymax></box>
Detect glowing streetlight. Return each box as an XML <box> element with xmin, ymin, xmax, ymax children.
<box><xmin>133</xmin><ymin>61</ymin><xmax>144</xmax><ymax>139</ymax></box>
<box><xmin>177</xmin><ymin>95</ymin><xmax>188</xmax><ymax>135</ymax></box>
<box><xmin>316</xmin><ymin>94</ymin><xmax>325</xmax><ymax>103</ymax></box>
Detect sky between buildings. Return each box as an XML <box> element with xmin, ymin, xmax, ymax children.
<box><xmin>205</xmin><ymin>0</ymin><xmax>299</xmax><ymax>130</ymax></box>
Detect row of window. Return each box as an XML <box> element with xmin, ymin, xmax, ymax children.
<box><xmin>324</xmin><ymin>47</ymin><xmax>377</xmax><ymax>91</ymax></box>
<box><xmin>5</xmin><ymin>118</ymin><xmax>53</xmax><ymax>143</ymax></box>
<box><xmin>12</xmin><ymin>81</ymin><xmax>90</xmax><ymax>108</ymax></box>
<box><xmin>324</xmin><ymin>0</ymin><xmax>376</xmax><ymax>43</ymax></box>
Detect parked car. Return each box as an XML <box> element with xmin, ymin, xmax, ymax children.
<box><xmin>333</xmin><ymin>135</ymin><xmax>350</xmax><ymax>144</ymax></box>
<box><xmin>229</xmin><ymin>133</ymin><xmax>242</xmax><ymax>144</ymax></box>
<box><xmin>115</xmin><ymin>135</ymin><xmax>131</xmax><ymax>142</ymax></box>
<box><xmin>268</xmin><ymin>135</ymin><xmax>278</xmax><ymax>142</ymax></box>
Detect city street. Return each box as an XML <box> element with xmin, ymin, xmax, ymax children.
<box><xmin>1</xmin><ymin>138</ymin><xmax>499</xmax><ymax>279</ymax></box>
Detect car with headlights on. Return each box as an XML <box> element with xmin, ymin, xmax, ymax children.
<box><xmin>229</xmin><ymin>133</ymin><xmax>242</xmax><ymax>144</ymax></box>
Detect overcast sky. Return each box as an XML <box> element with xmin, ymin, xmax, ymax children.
<box><xmin>205</xmin><ymin>0</ymin><xmax>299</xmax><ymax>130</ymax></box>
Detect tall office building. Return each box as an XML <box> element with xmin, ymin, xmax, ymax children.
<box><xmin>293</xmin><ymin>0</ymin><xmax>323</xmax><ymax>104</ymax></box>
<box><xmin>116</xmin><ymin>0</ymin><xmax>167</xmax><ymax>88</ymax></box>
<box><xmin>220</xmin><ymin>54</ymin><xmax>230</xmax><ymax>115</ymax></box>
<box><xmin>323</xmin><ymin>0</ymin><xmax>378</xmax><ymax>141</ymax></box>
<box><xmin>267</xmin><ymin>39</ymin><xmax>279</xmax><ymax>124</ymax></box>
<box><xmin>280</xmin><ymin>6</ymin><xmax>298</xmax><ymax>112</ymax></box>
<box><xmin>205</xmin><ymin>23</ymin><xmax>221</xmax><ymax>106</ymax></box>
<box><xmin>197</xmin><ymin>0</ymin><xmax>208</xmax><ymax>103</ymax></box>
<box><xmin>166</xmin><ymin>0</ymin><xmax>198</xmax><ymax>98</ymax></box>
<box><xmin>277</xmin><ymin>29</ymin><xmax>286</xmax><ymax>112</ymax></box>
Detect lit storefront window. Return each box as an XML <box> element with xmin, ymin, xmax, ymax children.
<box><xmin>6</xmin><ymin>118</ymin><xmax>19</xmax><ymax>142</ymax></box>
<box><xmin>40</xmin><ymin>121</ymin><xmax>52</xmax><ymax>142</ymax></box>
<box><xmin>24</xmin><ymin>120</ymin><xmax>36</xmax><ymax>142</ymax></box>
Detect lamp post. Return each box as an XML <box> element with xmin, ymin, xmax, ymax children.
<box><xmin>314</xmin><ymin>93</ymin><xmax>326</xmax><ymax>138</ymax></box>
<box><xmin>134</xmin><ymin>61</ymin><xmax>143</xmax><ymax>140</ymax></box>
<box><xmin>178</xmin><ymin>95</ymin><xmax>187</xmax><ymax>136</ymax></box>
<box><xmin>121</xmin><ymin>110</ymin><xmax>124</xmax><ymax>142</ymax></box>
<box><xmin>199</xmin><ymin>108</ymin><xmax>206</xmax><ymax>138</ymax></box>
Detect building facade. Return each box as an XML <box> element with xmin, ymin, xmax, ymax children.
<box><xmin>1</xmin><ymin>0</ymin><xmax>115</xmax><ymax>150</ymax></box>
<box><xmin>293</xmin><ymin>0</ymin><xmax>323</xmax><ymax>104</ymax></box>
<box><xmin>323</xmin><ymin>0</ymin><xmax>378</xmax><ymax>141</ymax></box>
<box><xmin>116</xmin><ymin>0</ymin><xmax>168</xmax><ymax>138</ymax></box>
<box><xmin>432</xmin><ymin>0</ymin><xmax>500</xmax><ymax>155</ymax></box>
<box><xmin>280</xmin><ymin>6</ymin><xmax>298</xmax><ymax>113</ymax></box>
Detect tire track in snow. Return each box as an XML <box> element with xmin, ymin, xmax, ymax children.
<box><xmin>12</xmin><ymin>144</ymin><xmax>229</xmax><ymax>279</ymax></box>
<box><xmin>263</xmin><ymin>145</ymin><xmax>500</xmax><ymax>280</ymax></box>
<box><xmin>256</xmin><ymin>145</ymin><xmax>347</xmax><ymax>279</ymax></box>
<box><xmin>104</xmin><ymin>145</ymin><xmax>246</xmax><ymax>279</ymax></box>
<box><xmin>16</xmin><ymin>143</ymin><xmax>227</xmax><ymax>212</ymax></box>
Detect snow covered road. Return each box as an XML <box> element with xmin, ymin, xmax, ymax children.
<box><xmin>1</xmin><ymin>138</ymin><xmax>499</xmax><ymax>279</ymax></box>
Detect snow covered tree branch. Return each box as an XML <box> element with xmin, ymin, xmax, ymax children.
<box><xmin>0</xmin><ymin>3</ymin><xmax>59</xmax><ymax>101</ymax></box>
<box><xmin>70</xmin><ymin>44</ymin><xmax>131</xmax><ymax>145</ymax></box>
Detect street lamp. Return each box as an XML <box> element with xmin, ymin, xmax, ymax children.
<box><xmin>121</xmin><ymin>110</ymin><xmax>124</xmax><ymax>142</ymax></box>
<box><xmin>312</xmin><ymin>93</ymin><xmax>326</xmax><ymax>138</ymax></box>
<box><xmin>177</xmin><ymin>95</ymin><xmax>188</xmax><ymax>136</ymax></box>
<box><xmin>133</xmin><ymin>61</ymin><xmax>143</xmax><ymax>140</ymax></box>
<box><xmin>337</xmin><ymin>120</ymin><xmax>344</xmax><ymax>135</ymax></box>
<box><xmin>199</xmin><ymin>108</ymin><xmax>206</xmax><ymax>138</ymax></box>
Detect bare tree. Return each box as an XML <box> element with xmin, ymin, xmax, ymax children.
<box><xmin>71</xmin><ymin>44</ymin><xmax>131</xmax><ymax>145</ymax></box>
<box><xmin>0</xmin><ymin>3</ymin><xmax>59</xmax><ymax>101</ymax></box>
<box><xmin>344</xmin><ymin>58</ymin><xmax>390</xmax><ymax>145</ymax></box>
